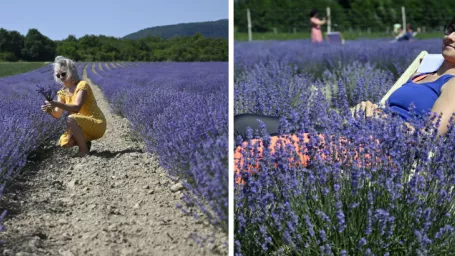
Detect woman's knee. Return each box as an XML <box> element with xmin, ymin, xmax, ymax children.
<box><xmin>67</xmin><ymin>115</ymin><xmax>76</xmax><ymax>124</ymax></box>
<box><xmin>66</xmin><ymin>115</ymin><xmax>80</xmax><ymax>129</ymax></box>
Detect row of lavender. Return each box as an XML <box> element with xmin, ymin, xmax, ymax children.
<box><xmin>234</xmin><ymin>39</ymin><xmax>455</xmax><ymax>255</ymax></box>
<box><xmin>87</xmin><ymin>62</ymin><xmax>229</xmax><ymax>233</ymax></box>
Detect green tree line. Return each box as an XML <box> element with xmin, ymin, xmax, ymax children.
<box><xmin>234</xmin><ymin>0</ymin><xmax>455</xmax><ymax>33</ymax></box>
<box><xmin>0</xmin><ymin>28</ymin><xmax>228</xmax><ymax>62</ymax></box>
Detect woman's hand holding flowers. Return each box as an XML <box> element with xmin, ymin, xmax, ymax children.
<box><xmin>40</xmin><ymin>103</ymin><xmax>53</xmax><ymax>113</ymax></box>
<box><xmin>36</xmin><ymin>84</ymin><xmax>58</xmax><ymax>114</ymax></box>
<box><xmin>41</xmin><ymin>101</ymin><xmax>54</xmax><ymax>113</ymax></box>
<box><xmin>44</xmin><ymin>100</ymin><xmax>56</xmax><ymax>107</ymax></box>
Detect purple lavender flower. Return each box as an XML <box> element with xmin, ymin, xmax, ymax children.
<box><xmin>358</xmin><ymin>237</ymin><xmax>367</xmax><ymax>249</ymax></box>
<box><xmin>35</xmin><ymin>83</ymin><xmax>58</xmax><ymax>101</ymax></box>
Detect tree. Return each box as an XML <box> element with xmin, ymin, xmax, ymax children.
<box><xmin>0</xmin><ymin>29</ymin><xmax>24</xmax><ymax>61</ymax></box>
<box><xmin>21</xmin><ymin>29</ymin><xmax>56</xmax><ymax>61</ymax></box>
<box><xmin>56</xmin><ymin>34</ymin><xmax>80</xmax><ymax>60</ymax></box>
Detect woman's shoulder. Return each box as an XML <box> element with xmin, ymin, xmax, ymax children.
<box><xmin>77</xmin><ymin>80</ymin><xmax>89</xmax><ymax>86</ymax></box>
<box><xmin>76</xmin><ymin>80</ymin><xmax>90</xmax><ymax>91</ymax></box>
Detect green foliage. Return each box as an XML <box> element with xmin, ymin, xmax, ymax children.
<box><xmin>234</xmin><ymin>0</ymin><xmax>455</xmax><ymax>33</ymax></box>
<box><xmin>0</xmin><ymin>27</ymin><xmax>227</xmax><ymax>62</ymax></box>
<box><xmin>0</xmin><ymin>29</ymin><xmax>24</xmax><ymax>61</ymax></box>
<box><xmin>123</xmin><ymin>19</ymin><xmax>228</xmax><ymax>40</ymax></box>
<box><xmin>21</xmin><ymin>29</ymin><xmax>56</xmax><ymax>61</ymax></box>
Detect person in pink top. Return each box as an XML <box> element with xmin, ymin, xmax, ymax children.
<box><xmin>310</xmin><ymin>9</ymin><xmax>327</xmax><ymax>43</ymax></box>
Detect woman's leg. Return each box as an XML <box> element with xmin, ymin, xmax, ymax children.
<box><xmin>67</xmin><ymin>115</ymin><xmax>89</xmax><ymax>156</ymax></box>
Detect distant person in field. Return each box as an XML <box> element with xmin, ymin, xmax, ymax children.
<box><xmin>397</xmin><ymin>23</ymin><xmax>416</xmax><ymax>41</ymax></box>
<box><xmin>41</xmin><ymin>56</ymin><xmax>107</xmax><ymax>157</ymax></box>
<box><xmin>392</xmin><ymin>23</ymin><xmax>403</xmax><ymax>39</ymax></box>
<box><xmin>235</xmin><ymin>17</ymin><xmax>455</xmax><ymax>182</ymax></box>
<box><xmin>310</xmin><ymin>9</ymin><xmax>327</xmax><ymax>44</ymax></box>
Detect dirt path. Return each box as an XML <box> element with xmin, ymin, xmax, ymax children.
<box><xmin>0</xmin><ymin>65</ymin><xmax>226</xmax><ymax>256</ymax></box>
<box><xmin>91</xmin><ymin>63</ymin><xmax>99</xmax><ymax>75</ymax></box>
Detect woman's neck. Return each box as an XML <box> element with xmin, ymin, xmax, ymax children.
<box><xmin>437</xmin><ymin>60</ymin><xmax>455</xmax><ymax>76</ymax></box>
<box><xmin>65</xmin><ymin>80</ymin><xmax>79</xmax><ymax>93</ymax></box>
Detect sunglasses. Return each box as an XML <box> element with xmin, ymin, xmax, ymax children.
<box><xmin>444</xmin><ymin>24</ymin><xmax>455</xmax><ymax>35</ymax></box>
<box><xmin>56</xmin><ymin>72</ymin><xmax>67</xmax><ymax>78</ymax></box>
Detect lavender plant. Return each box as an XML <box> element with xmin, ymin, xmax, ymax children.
<box><xmin>235</xmin><ymin>39</ymin><xmax>455</xmax><ymax>255</ymax></box>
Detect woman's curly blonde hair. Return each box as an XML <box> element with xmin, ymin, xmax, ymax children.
<box><xmin>52</xmin><ymin>56</ymin><xmax>80</xmax><ymax>86</ymax></box>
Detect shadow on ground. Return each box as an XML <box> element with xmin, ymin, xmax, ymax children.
<box><xmin>89</xmin><ymin>148</ymin><xmax>144</xmax><ymax>158</ymax></box>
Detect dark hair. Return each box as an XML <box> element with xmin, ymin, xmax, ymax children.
<box><xmin>407</xmin><ymin>23</ymin><xmax>413</xmax><ymax>30</ymax></box>
<box><xmin>449</xmin><ymin>17</ymin><xmax>455</xmax><ymax>26</ymax></box>
<box><xmin>310</xmin><ymin>9</ymin><xmax>318</xmax><ymax>18</ymax></box>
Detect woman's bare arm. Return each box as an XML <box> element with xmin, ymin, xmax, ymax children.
<box><xmin>311</xmin><ymin>17</ymin><xmax>326</xmax><ymax>26</ymax></box>
<box><xmin>429</xmin><ymin>78</ymin><xmax>455</xmax><ymax>137</ymax></box>
<box><xmin>47</xmin><ymin>90</ymin><xmax>87</xmax><ymax>114</ymax></box>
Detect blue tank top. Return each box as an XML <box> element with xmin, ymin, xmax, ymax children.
<box><xmin>387</xmin><ymin>72</ymin><xmax>455</xmax><ymax>120</ymax></box>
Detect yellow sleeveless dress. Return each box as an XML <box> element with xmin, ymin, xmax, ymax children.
<box><xmin>57</xmin><ymin>81</ymin><xmax>107</xmax><ymax>147</ymax></box>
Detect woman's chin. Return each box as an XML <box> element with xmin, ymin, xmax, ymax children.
<box><xmin>442</xmin><ymin>46</ymin><xmax>455</xmax><ymax>56</ymax></box>
<box><xmin>442</xmin><ymin>53</ymin><xmax>455</xmax><ymax>65</ymax></box>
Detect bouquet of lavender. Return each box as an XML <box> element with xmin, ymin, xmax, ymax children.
<box><xmin>35</xmin><ymin>84</ymin><xmax>58</xmax><ymax>102</ymax></box>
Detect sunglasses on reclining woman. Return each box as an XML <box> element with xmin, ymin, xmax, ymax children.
<box><xmin>56</xmin><ymin>72</ymin><xmax>67</xmax><ymax>78</ymax></box>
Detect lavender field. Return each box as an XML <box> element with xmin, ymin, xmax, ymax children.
<box><xmin>234</xmin><ymin>39</ymin><xmax>455</xmax><ymax>255</ymax></box>
<box><xmin>0</xmin><ymin>61</ymin><xmax>228</xmax><ymax>242</ymax></box>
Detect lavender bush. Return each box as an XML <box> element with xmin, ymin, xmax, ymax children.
<box><xmin>0</xmin><ymin>64</ymin><xmax>73</xmax><ymax>234</ymax></box>
<box><xmin>87</xmin><ymin>62</ymin><xmax>228</xmax><ymax>233</ymax></box>
<box><xmin>235</xmin><ymin>38</ymin><xmax>455</xmax><ymax>255</ymax></box>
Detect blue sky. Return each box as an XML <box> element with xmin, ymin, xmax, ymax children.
<box><xmin>0</xmin><ymin>0</ymin><xmax>228</xmax><ymax>40</ymax></box>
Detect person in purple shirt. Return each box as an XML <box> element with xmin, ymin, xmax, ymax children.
<box><xmin>357</xmin><ymin>17</ymin><xmax>455</xmax><ymax>138</ymax></box>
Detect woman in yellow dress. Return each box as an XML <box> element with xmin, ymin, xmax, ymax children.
<box><xmin>41</xmin><ymin>56</ymin><xmax>106</xmax><ymax>157</ymax></box>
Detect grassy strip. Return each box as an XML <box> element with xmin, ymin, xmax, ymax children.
<box><xmin>0</xmin><ymin>62</ymin><xmax>48</xmax><ymax>78</ymax></box>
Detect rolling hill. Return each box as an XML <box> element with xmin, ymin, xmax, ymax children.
<box><xmin>123</xmin><ymin>19</ymin><xmax>228</xmax><ymax>40</ymax></box>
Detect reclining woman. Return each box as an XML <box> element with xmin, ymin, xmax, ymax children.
<box><xmin>41</xmin><ymin>56</ymin><xmax>107</xmax><ymax>157</ymax></box>
<box><xmin>234</xmin><ymin>17</ymin><xmax>455</xmax><ymax>180</ymax></box>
